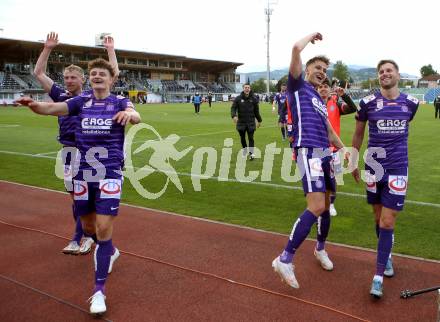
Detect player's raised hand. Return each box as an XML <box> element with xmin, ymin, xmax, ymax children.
<box><xmin>45</xmin><ymin>32</ymin><xmax>59</xmax><ymax>50</ymax></box>
<box><xmin>103</xmin><ymin>36</ymin><xmax>114</xmax><ymax>50</ymax></box>
<box><xmin>335</xmin><ymin>87</ymin><xmax>345</xmax><ymax>97</ymax></box>
<box><xmin>310</xmin><ymin>32</ymin><xmax>323</xmax><ymax>44</ymax></box>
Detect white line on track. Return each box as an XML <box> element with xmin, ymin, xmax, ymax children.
<box><xmin>1</xmin><ymin>149</ymin><xmax>439</xmax><ymax>208</ymax></box>
<box><xmin>1</xmin><ymin>179</ymin><xmax>439</xmax><ymax>265</ymax></box>
<box><xmin>0</xmin><ymin>124</ymin><xmax>20</xmax><ymax>128</ymax></box>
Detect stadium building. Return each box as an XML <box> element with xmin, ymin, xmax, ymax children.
<box><xmin>0</xmin><ymin>35</ymin><xmax>243</xmax><ymax>104</ymax></box>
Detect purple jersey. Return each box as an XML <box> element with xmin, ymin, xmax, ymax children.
<box><xmin>287</xmin><ymin>73</ymin><xmax>329</xmax><ymax>148</ymax></box>
<box><xmin>49</xmin><ymin>84</ymin><xmax>78</xmax><ymax>146</ymax></box>
<box><xmin>357</xmin><ymin>92</ymin><xmax>418</xmax><ymax>169</ymax></box>
<box><xmin>66</xmin><ymin>92</ymin><xmax>133</xmax><ymax>177</ymax></box>
<box><xmin>275</xmin><ymin>92</ymin><xmax>288</xmax><ymax>117</ymax></box>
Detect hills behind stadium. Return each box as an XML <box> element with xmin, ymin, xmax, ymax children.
<box><xmin>245</xmin><ymin>65</ymin><xmax>418</xmax><ymax>83</ymax></box>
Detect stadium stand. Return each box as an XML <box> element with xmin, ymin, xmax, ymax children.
<box><xmin>0</xmin><ymin>37</ymin><xmax>242</xmax><ymax>103</ymax></box>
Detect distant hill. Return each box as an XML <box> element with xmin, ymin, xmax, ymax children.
<box><xmin>245</xmin><ymin>66</ymin><xmax>418</xmax><ymax>83</ymax></box>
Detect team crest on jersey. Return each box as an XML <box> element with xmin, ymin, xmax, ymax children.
<box><xmin>401</xmin><ymin>105</ymin><xmax>408</xmax><ymax>112</ymax></box>
<box><xmin>388</xmin><ymin>175</ymin><xmax>407</xmax><ymax>196</ymax></box>
<box><xmin>99</xmin><ymin>179</ymin><xmax>122</xmax><ymax>199</ymax></box>
<box><xmin>106</xmin><ymin>104</ymin><xmax>114</xmax><ymax>111</ymax></box>
<box><xmin>375</xmin><ymin>99</ymin><xmax>384</xmax><ymax>111</ymax></box>
<box><xmin>73</xmin><ymin>180</ymin><xmax>88</xmax><ymax>200</ymax></box>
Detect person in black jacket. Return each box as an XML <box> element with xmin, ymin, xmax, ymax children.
<box><xmin>231</xmin><ymin>84</ymin><xmax>262</xmax><ymax>160</ymax></box>
<box><xmin>434</xmin><ymin>94</ymin><xmax>440</xmax><ymax>119</ymax></box>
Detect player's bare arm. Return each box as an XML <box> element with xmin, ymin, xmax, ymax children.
<box><xmin>34</xmin><ymin>32</ymin><xmax>58</xmax><ymax>92</ymax></box>
<box><xmin>326</xmin><ymin>119</ymin><xmax>344</xmax><ymax>150</ymax></box>
<box><xmin>104</xmin><ymin>36</ymin><xmax>120</xmax><ymax>80</ymax></box>
<box><xmin>15</xmin><ymin>97</ymin><xmax>68</xmax><ymax>116</ymax></box>
<box><xmin>351</xmin><ymin>120</ymin><xmax>367</xmax><ymax>183</ymax></box>
<box><xmin>112</xmin><ymin>108</ymin><xmax>141</xmax><ymax>126</ymax></box>
<box><xmin>289</xmin><ymin>32</ymin><xmax>323</xmax><ymax>79</ymax></box>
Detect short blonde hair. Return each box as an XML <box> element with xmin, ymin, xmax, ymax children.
<box><xmin>64</xmin><ymin>64</ymin><xmax>84</xmax><ymax>77</ymax></box>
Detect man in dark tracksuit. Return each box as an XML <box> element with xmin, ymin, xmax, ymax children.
<box><xmin>434</xmin><ymin>95</ymin><xmax>440</xmax><ymax>119</ymax></box>
<box><xmin>231</xmin><ymin>84</ymin><xmax>263</xmax><ymax>160</ymax></box>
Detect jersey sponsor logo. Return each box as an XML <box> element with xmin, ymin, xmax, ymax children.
<box><xmin>83</xmin><ymin>99</ymin><xmax>93</xmax><ymax>108</ymax></box>
<box><xmin>73</xmin><ymin>180</ymin><xmax>88</xmax><ymax>200</ymax></box>
<box><xmin>362</xmin><ymin>94</ymin><xmax>376</xmax><ymax>104</ymax></box>
<box><xmin>99</xmin><ymin>179</ymin><xmax>122</xmax><ymax>199</ymax></box>
<box><xmin>406</xmin><ymin>95</ymin><xmax>419</xmax><ymax>105</ymax></box>
<box><xmin>311</xmin><ymin>97</ymin><xmax>328</xmax><ymax>118</ymax></box>
<box><xmin>388</xmin><ymin>175</ymin><xmax>407</xmax><ymax>196</ymax></box>
<box><xmin>81</xmin><ymin>118</ymin><xmax>113</xmax><ymax>130</ymax></box>
<box><xmin>309</xmin><ymin>158</ymin><xmax>324</xmax><ymax>177</ymax></box>
<box><xmin>377</xmin><ymin>119</ymin><xmax>407</xmax><ymax>132</ymax></box>
<box><xmin>365</xmin><ymin>172</ymin><xmax>377</xmax><ymax>193</ymax></box>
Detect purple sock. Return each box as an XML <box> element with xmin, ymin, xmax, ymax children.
<box><xmin>375</xmin><ymin>223</ymin><xmax>380</xmax><ymax>238</ymax></box>
<box><xmin>72</xmin><ymin>214</ymin><xmax>83</xmax><ymax>244</ymax></box>
<box><xmin>376</xmin><ymin>228</ymin><xmax>393</xmax><ymax>276</ymax></box>
<box><xmin>316</xmin><ymin>210</ymin><xmax>330</xmax><ymax>251</ymax></box>
<box><xmin>282</xmin><ymin>210</ymin><xmax>317</xmax><ymax>262</ymax></box>
<box><xmin>330</xmin><ymin>194</ymin><xmax>336</xmax><ymax>204</ymax></box>
<box><xmin>94</xmin><ymin>239</ymin><xmax>113</xmax><ymax>293</ymax></box>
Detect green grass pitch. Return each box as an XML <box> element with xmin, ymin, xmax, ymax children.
<box><xmin>0</xmin><ymin>101</ymin><xmax>439</xmax><ymax>260</ymax></box>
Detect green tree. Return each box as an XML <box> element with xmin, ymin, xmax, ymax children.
<box><xmin>361</xmin><ymin>78</ymin><xmax>380</xmax><ymax>90</ymax></box>
<box><xmin>251</xmin><ymin>78</ymin><xmax>276</xmax><ymax>93</ymax></box>
<box><xmin>333</xmin><ymin>61</ymin><xmax>350</xmax><ymax>83</ymax></box>
<box><xmin>420</xmin><ymin>64</ymin><xmax>437</xmax><ymax>77</ymax></box>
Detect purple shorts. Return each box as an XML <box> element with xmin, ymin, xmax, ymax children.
<box><xmin>365</xmin><ymin>166</ymin><xmax>408</xmax><ymax>211</ymax></box>
<box><xmin>73</xmin><ymin>172</ymin><xmax>123</xmax><ymax>216</ymax></box>
<box><xmin>295</xmin><ymin>148</ymin><xmax>336</xmax><ymax>195</ymax></box>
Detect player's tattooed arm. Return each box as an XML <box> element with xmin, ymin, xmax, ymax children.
<box><xmin>351</xmin><ymin>120</ymin><xmax>367</xmax><ymax>183</ymax></box>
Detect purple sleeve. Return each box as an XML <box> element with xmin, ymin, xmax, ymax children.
<box><xmin>409</xmin><ymin>101</ymin><xmax>419</xmax><ymax>121</ymax></box>
<box><xmin>355</xmin><ymin>100</ymin><xmax>368</xmax><ymax>122</ymax></box>
<box><xmin>48</xmin><ymin>84</ymin><xmax>65</xmax><ymax>102</ymax></box>
<box><xmin>287</xmin><ymin>73</ymin><xmax>304</xmax><ymax>93</ymax></box>
<box><xmin>121</xmin><ymin>98</ymin><xmax>135</xmax><ymax>110</ymax></box>
<box><xmin>66</xmin><ymin>96</ymin><xmax>83</xmax><ymax>116</ymax></box>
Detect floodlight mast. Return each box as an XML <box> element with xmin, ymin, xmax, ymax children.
<box><xmin>265</xmin><ymin>1</ymin><xmax>276</xmax><ymax>98</ymax></box>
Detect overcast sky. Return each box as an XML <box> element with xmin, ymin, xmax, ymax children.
<box><xmin>1</xmin><ymin>0</ymin><xmax>438</xmax><ymax>76</ymax></box>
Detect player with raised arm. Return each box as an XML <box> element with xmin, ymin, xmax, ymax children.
<box><xmin>272</xmin><ymin>84</ymin><xmax>288</xmax><ymax>141</ymax></box>
<box><xmin>272</xmin><ymin>33</ymin><xmax>345</xmax><ymax>289</ymax></box>
<box><xmin>33</xmin><ymin>32</ymin><xmax>119</xmax><ymax>255</ymax></box>
<box><xmin>317</xmin><ymin>78</ymin><xmax>357</xmax><ymax>216</ymax></box>
<box><xmin>17</xmin><ymin>58</ymin><xmax>141</xmax><ymax>315</ymax></box>
<box><xmin>351</xmin><ymin>60</ymin><xmax>419</xmax><ymax>299</ymax></box>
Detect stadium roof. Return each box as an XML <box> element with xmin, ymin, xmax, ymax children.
<box><xmin>0</xmin><ymin>37</ymin><xmax>243</xmax><ymax>73</ymax></box>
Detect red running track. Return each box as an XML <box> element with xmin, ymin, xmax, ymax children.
<box><xmin>0</xmin><ymin>180</ymin><xmax>439</xmax><ymax>322</ymax></box>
